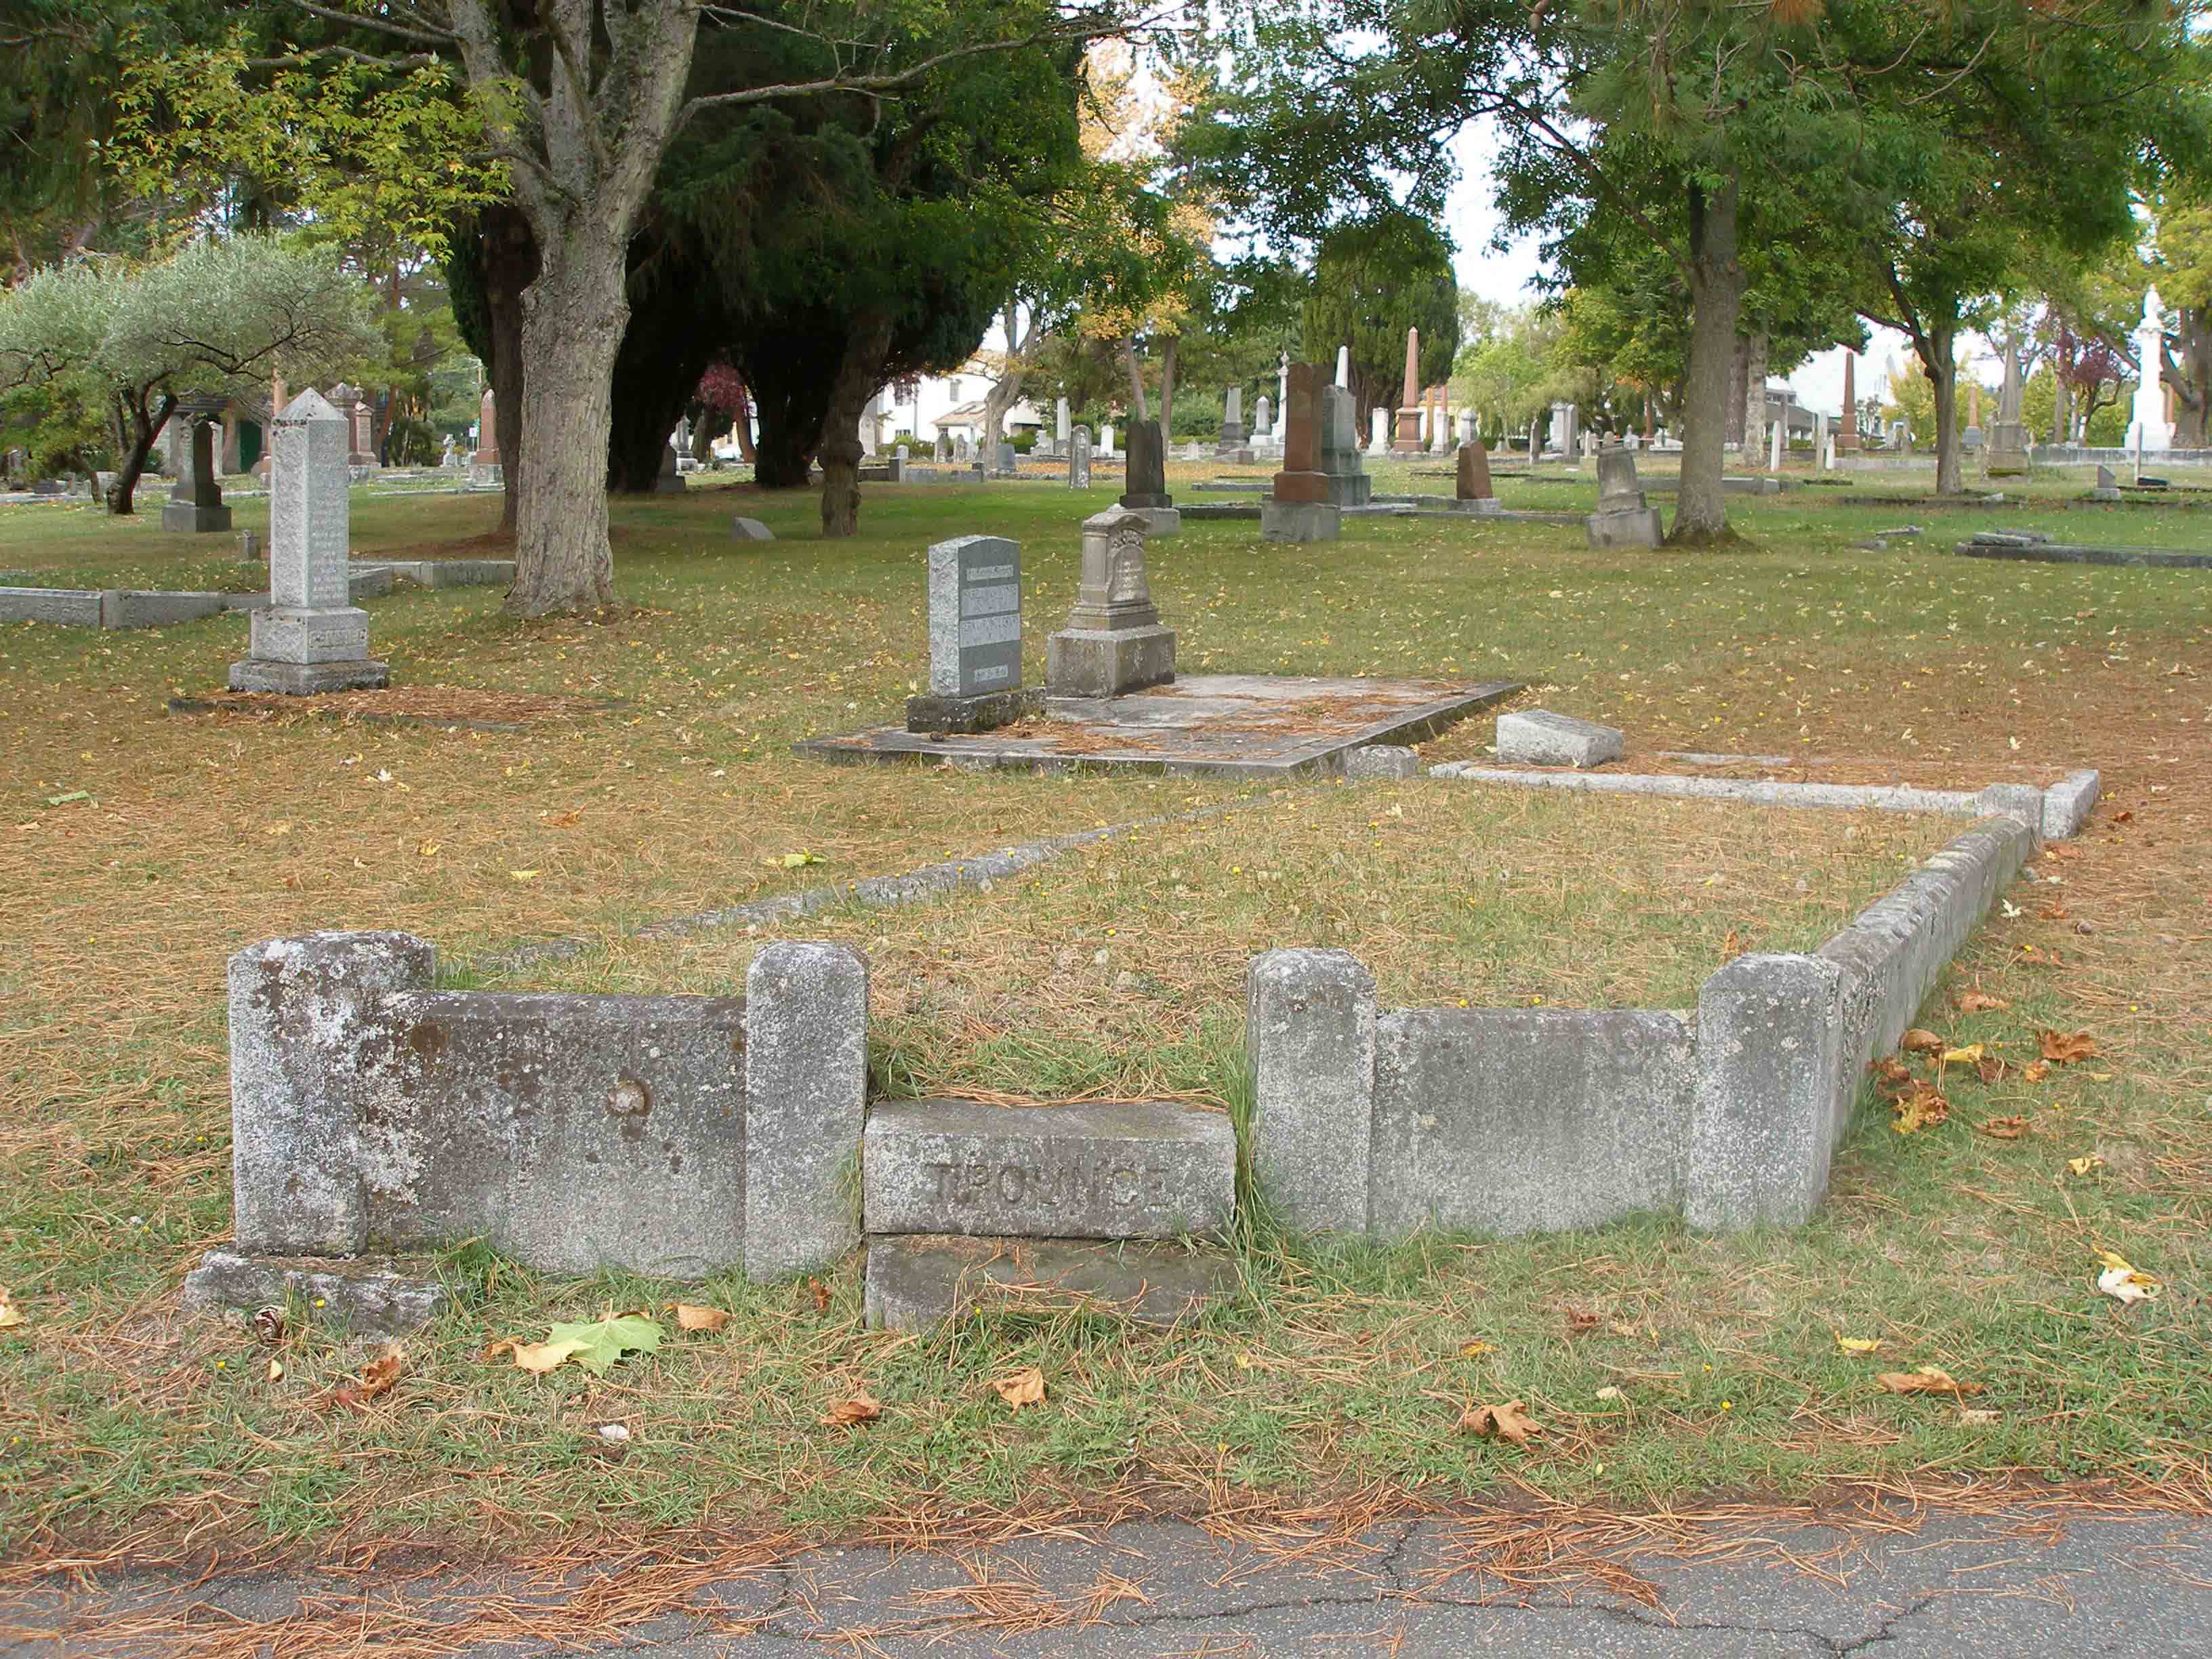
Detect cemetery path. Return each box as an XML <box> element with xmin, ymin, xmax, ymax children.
<box><xmin>4</xmin><ymin>1502</ymin><xmax>2208</xmax><ymax>1657</ymax></box>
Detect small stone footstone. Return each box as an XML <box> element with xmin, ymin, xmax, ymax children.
<box><xmin>863</xmin><ymin>1097</ymin><xmax>1235</xmax><ymax>1239</ymax></box>
<box><xmin>863</xmin><ymin>1233</ymin><xmax>1239</xmax><ymax>1332</ymax></box>
<box><xmin>907</xmin><ymin>533</ymin><xmax>1042</xmax><ymax>735</ymax></box>
<box><xmin>731</xmin><ymin>516</ymin><xmax>773</xmax><ymax>541</ymax></box>
<box><xmin>180</xmin><ymin>1248</ymin><xmax>450</xmax><ymax>1336</ymax></box>
<box><xmin>1496</xmin><ymin>708</ymin><xmax>1624</xmax><ymax>768</ymax></box>
<box><xmin>1345</xmin><ymin>743</ymin><xmax>1421</xmax><ymax>780</ymax></box>
<box><xmin>1046</xmin><ymin>510</ymin><xmax>1176</xmax><ymax>698</ymax></box>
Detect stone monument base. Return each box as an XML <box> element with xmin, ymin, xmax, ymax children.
<box><xmin>905</xmin><ymin>687</ymin><xmax>1043</xmax><ymax>736</ymax></box>
<box><xmin>1261</xmin><ymin>500</ymin><xmax>1342</xmax><ymax>543</ymax></box>
<box><xmin>1047</xmin><ymin>625</ymin><xmax>1176</xmax><ymax>699</ymax></box>
<box><xmin>228</xmin><ymin>657</ymin><xmax>391</xmax><ymax>695</ymax></box>
<box><xmin>161</xmin><ymin>501</ymin><xmax>232</xmax><ymax>534</ymax></box>
<box><xmin>1586</xmin><ymin>505</ymin><xmax>1664</xmax><ymax>548</ymax></box>
<box><xmin>1121</xmin><ymin>506</ymin><xmax>1181</xmax><ymax>538</ymax></box>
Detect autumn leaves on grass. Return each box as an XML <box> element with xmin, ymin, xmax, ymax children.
<box><xmin>1874</xmin><ymin>994</ymin><xmax>2102</xmax><ymax>1142</ymax></box>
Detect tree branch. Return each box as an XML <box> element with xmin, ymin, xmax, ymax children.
<box><xmin>283</xmin><ymin>0</ymin><xmax>458</xmax><ymax>46</ymax></box>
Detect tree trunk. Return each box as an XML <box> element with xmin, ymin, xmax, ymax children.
<box><xmin>1121</xmin><ymin>337</ymin><xmax>1149</xmax><ymax>421</ymax></box>
<box><xmin>1725</xmin><ymin>334</ymin><xmax>1748</xmax><ymax>447</ymax></box>
<box><xmin>2051</xmin><ymin>378</ymin><xmax>2070</xmax><ymax>447</ymax></box>
<box><xmin>1673</xmin><ymin>172</ymin><xmax>1743</xmax><ymax>543</ymax></box>
<box><xmin>733</xmin><ymin>386</ymin><xmax>756</xmax><ymax>462</ymax></box>
<box><xmin>1927</xmin><ymin>313</ymin><xmax>1961</xmax><ymax>496</ymax></box>
<box><xmin>2167</xmin><ymin>308</ymin><xmax>2210</xmax><ymax>447</ymax></box>
<box><xmin>480</xmin><ymin>205</ymin><xmax>536</xmax><ymax>537</ymax></box>
<box><xmin>819</xmin><ymin>309</ymin><xmax>897</xmax><ymax>537</ymax></box>
<box><xmin>1742</xmin><ymin>331</ymin><xmax>1769</xmax><ymax>466</ymax></box>
<box><xmin>507</xmin><ymin>227</ymin><xmax>626</xmax><ymax>616</ymax></box>
<box><xmin>1158</xmin><ymin>334</ymin><xmax>1179</xmax><ymax>441</ymax></box>
<box><xmin>105</xmin><ymin>388</ymin><xmax>176</xmax><ymax>515</ymax></box>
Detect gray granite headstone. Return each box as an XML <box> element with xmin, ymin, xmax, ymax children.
<box><xmin>161</xmin><ymin>418</ymin><xmax>232</xmax><ymax>533</ymax></box>
<box><xmin>228</xmin><ymin>390</ymin><xmax>388</xmax><ymax>694</ymax></box>
<box><xmin>907</xmin><ymin>534</ymin><xmax>1039</xmax><ymax>733</ymax></box>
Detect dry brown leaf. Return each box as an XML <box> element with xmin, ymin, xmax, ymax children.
<box><xmin>1563</xmin><ymin>1308</ymin><xmax>1601</xmax><ymax>1335</ymax></box>
<box><xmin>1958</xmin><ymin>991</ymin><xmax>2009</xmax><ymax>1014</ymax></box>
<box><xmin>672</xmin><ymin>1304</ymin><xmax>730</xmax><ymax>1334</ymax></box>
<box><xmin>508</xmin><ymin>1341</ymin><xmax>575</xmax><ymax>1375</ymax></box>
<box><xmin>327</xmin><ymin>1351</ymin><xmax>403</xmax><ymax>1410</ymax></box>
<box><xmin>821</xmin><ymin>1391</ymin><xmax>882</xmax><ymax>1427</ymax></box>
<box><xmin>1980</xmin><ymin>1115</ymin><xmax>2030</xmax><ymax>1140</ymax></box>
<box><xmin>1458</xmin><ymin>1399</ymin><xmax>1543</xmax><ymax>1443</ymax></box>
<box><xmin>1975</xmin><ymin>1055</ymin><xmax>2012</xmax><ymax>1085</ymax></box>
<box><xmin>1891</xmin><ymin>1082</ymin><xmax>1949</xmax><ymax>1135</ymax></box>
<box><xmin>1901</xmin><ymin>1029</ymin><xmax>1944</xmax><ymax>1054</ymax></box>
<box><xmin>1721</xmin><ymin>928</ymin><xmax>1744</xmax><ymax>960</ymax></box>
<box><xmin>807</xmin><ymin>1278</ymin><xmax>830</xmax><ymax>1314</ymax></box>
<box><xmin>2037</xmin><ymin>903</ymin><xmax>2070</xmax><ymax>921</ymax></box>
<box><xmin>2024</xmin><ymin>1060</ymin><xmax>2052</xmax><ymax>1083</ymax></box>
<box><xmin>1876</xmin><ymin>1366</ymin><xmax>1982</xmax><ymax>1398</ymax></box>
<box><xmin>991</xmin><ymin>1367</ymin><xmax>1047</xmax><ymax>1410</ymax></box>
<box><xmin>2038</xmin><ymin>1028</ymin><xmax>2100</xmax><ymax>1064</ymax></box>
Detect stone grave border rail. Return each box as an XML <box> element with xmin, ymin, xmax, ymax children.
<box><xmin>190</xmin><ymin>767</ymin><xmax>2083</xmax><ymax>1332</ymax></box>
<box><xmin>0</xmin><ymin>560</ymin><xmax>513</xmax><ymax>630</ymax></box>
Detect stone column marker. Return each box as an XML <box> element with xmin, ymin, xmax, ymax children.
<box><xmin>228</xmin><ymin>389</ymin><xmax>390</xmax><ymax>694</ymax></box>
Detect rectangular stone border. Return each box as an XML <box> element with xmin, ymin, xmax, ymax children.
<box><xmin>1957</xmin><ymin>539</ymin><xmax>2212</xmax><ymax>570</ymax></box>
<box><xmin>1427</xmin><ymin>762</ymin><xmax>2101</xmax><ymax>840</ymax></box>
<box><xmin>1250</xmin><ymin>813</ymin><xmax>2039</xmax><ymax>1238</ymax></box>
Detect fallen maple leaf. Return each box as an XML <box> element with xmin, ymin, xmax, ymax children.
<box><xmin>991</xmin><ymin>1367</ymin><xmax>1047</xmax><ymax>1410</ymax></box>
<box><xmin>672</xmin><ymin>1304</ymin><xmax>730</xmax><ymax>1334</ymax></box>
<box><xmin>2095</xmin><ymin>1252</ymin><xmax>2159</xmax><ymax>1305</ymax></box>
<box><xmin>1891</xmin><ymin>1082</ymin><xmax>1949</xmax><ymax>1134</ymax></box>
<box><xmin>1901</xmin><ymin>1029</ymin><xmax>1944</xmax><ymax>1054</ymax></box>
<box><xmin>2038</xmin><ymin>1029</ymin><xmax>2100</xmax><ymax>1064</ymax></box>
<box><xmin>327</xmin><ymin>1351</ymin><xmax>403</xmax><ymax>1410</ymax></box>
<box><xmin>1958</xmin><ymin>991</ymin><xmax>2009</xmax><ymax>1014</ymax></box>
<box><xmin>491</xmin><ymin>1315</ymin><xmax>663</xmax><ymax>1376</ymax></box>
<box><xmin>821</xmin><ymin>1391</ymin><xmax>882</xmax><ymax>1427</ymax></box>
<box><xmin>1877</xmin><ymin>1366</ymin><xmax>1982</xmax><ymax>1398</ymax></box>
<box><xmin>1458</xmin><ymin>1399</ymin><xmax>1543</xmax><ymax>1443</ymax></box>
<box><xmin>1834</xmin><ymin>1334</ymin><xmax>1885</xmax><ymax>1355</ymax></box>
<box><xmin>1980</xmin><ymin>1116</ymin><xmax>2030</xmax><ymax>1139</ymax></box>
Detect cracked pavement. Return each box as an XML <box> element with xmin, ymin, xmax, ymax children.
<box><xmin>4</xmin><ymin>1507</ymin><xmax>2209</xmax><ymax>1656</ymax></box>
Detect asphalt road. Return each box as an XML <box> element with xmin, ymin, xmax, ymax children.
<box><xmin>5</xmin><ymin>1504</ymin><xmax>2209</xmax><ymax>1656</ymax></box>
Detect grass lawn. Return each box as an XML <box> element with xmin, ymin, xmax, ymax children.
<box><xmin>0</xmin><ymin>459</ymin><xmax>2206</xmax><ymax>1564</ymax></box>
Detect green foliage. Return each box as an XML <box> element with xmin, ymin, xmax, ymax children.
<box><xmin>1300</xmin><ymin>213</ymin><xmax>1459</xmax><ymax>420</ymax></box>
<box><xmin>1450</xmin><ymin>304</ymin><xmax>1561</xmax><ymax>432</ymax></box>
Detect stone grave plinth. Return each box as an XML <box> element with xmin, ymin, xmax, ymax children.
<box><xmin>1263</xmin><ymin>362</ymin><xmax>1341</xmax><ymax>542</ymax></box>
<box><xmin>161</xmin><ymin>417</ymin><xmax>232</xmax><ymax>534</ymax></box>
<box><xmin>228</xmin><ymin>390</ymin><xmax>390</xmax><ymax>695</ymax></box>
<box><xmin>906</xmin><ymin>534</ymin><xmax>1041</xmax><ymax>735</ymax></box>
<box><xmin>1586</xmin><ymin>445</ymin><xmax>1664</xmax><ymax>548</ymax></box>
<box><xmin>1046</xmin><ymin>510</ymin><xmax>1176</xmax><ymax>698</ymax></box>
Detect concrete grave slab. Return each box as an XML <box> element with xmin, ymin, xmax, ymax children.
<box><xmin>863</xmin><ymin>1098</ymin><xmax>1234</xmax><ymax>1240</ymax></box>
<box><xmin>1495</xmin><ymin>708</ymin><xmax>1624</xmax><ymax>767</ymax></box>
<box><xmin>863</xmin><ymin>1233</ymin><xmax>1238</xmax><ymax>1332</ymax></box>
<box><xmin>798</xmin><ymin>675</ymin><xmax>1520</xmax><ymax>781</ymax></box>
<box><xmin>1957</xmin><ymin>536</ymin><xmax>2212</xmax><ymax>570</ymax></box>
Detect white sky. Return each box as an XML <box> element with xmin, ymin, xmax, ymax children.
<box><xmin>1441</xmin><ymin>129</ymin><xmax>1998</xmax><ymax>415</ymax></box>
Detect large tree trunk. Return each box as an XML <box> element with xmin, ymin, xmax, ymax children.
<box><xmin>479</xmin><ymin>206</ymin><xmax>536</xmax><ymax>536</ymax></box>
<box><xmin>2051</xmin><ymin>378</ymin><xmax>2071</xmax><ymax>447</ymax></box>
<box><xmin>1673</xmin><ymin>172</ymin><xmax>1743</xmax><ymax>543</ymax></box>
<box><xmin>1724</xmin><ymin>334</ymin><xmax>1748</xmax><ymax>447</ymax></box>
<box><xmin>104</xmin><ymin>389</ymin><xmax>176</xmax><ymax>515</ymax></box>
<box><xmin>1158</xmin><ymin>334</ymin><xmax>1179</xmax><ymax>441</ymax></box>
<box><xmin>508</xmin><ymin>226</ymin><xmax>626</xmax><ymax>616</ymax></box>
<box><xmin>1926</xmin><ymin>312</ymin><xmax>1961</xmax><ymax>495</ymax></box>
<box><xmin>1121</xmin><ymin>337</ymin><xmax>1149</xmax><ymax>421</ymax></box>
<box><xmin>1741</xmin><ymin>331</ymin><xmax>1769</xmax><ymax>466</ymax></box>
<box><xmin>819</xmin><ymin>309</ymin><xmax>897</xmax><ymax>537</ymax></box>
<box><xmin>2167</xmin><ymin>308</ymin><xmax>2210</xmax><ymax>447</ymax></box>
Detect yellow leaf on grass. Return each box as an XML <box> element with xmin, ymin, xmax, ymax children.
<box><xmin>991</xmin><ymin>1367</ymin><xmax>1046</xmax><ymax>1410</ymax></box>
<box><xmin>1940</xmin><ymin>1043</ymin><xmax>1984</xmax><ymax>1065</ymax></box>
<box><xmin>821</xmin><ymin>1391</ymin><xmax>882</xmax><ymax>1427</ymax></box>
<box><xmin>262</xmin><ymin>821</ymin><xmax>293</xmax><ymax>837</ymax></box>
<box><xmin>1891</xmin><ymin>1083</ymin><xmax>1949</xmax><ymax>1134</ymax></box>
<box><xmin>672</xmin><ymin>1304</ymin><xmax>729</xmax><ymax>1334</ymax></box>
<box><xmin>418</xmin><ymin>840</ymin><xmax>441</xmax><ymax>857</ymax></box>
<box><xmin>1458</xmin><ymin>1399</ymin><xmax>1543</xmax><ymax>1443</ymax></box>
<box><xmin>509</xmin><ymin>869</ymin><xmax>540</xmax><ymax>882</ymax></box>
<box><xmin>1458</xmin><ymin>1339</ymin><xmax>1493</xmax><ymax>1358</ymax></box>
<box><xmin>1877</xmin><ymin>1366</ymin><xmax>1982</xmax><ymax>1398</ymax></box>
<box><xmin>2068</xmin><ymin>1155</ymin><xmax>2103</xmax><ymax>1177</ymax></box>
<box><xmin>1834</xmin><ymin>1334</ymin><xmax>1885</xmax><ymax>1355</ymax></box>
<box><xmin>0</xmin><ymin>1298</ymin><xmax>24</xmax><ymax>1330</ymax></box>
<box><xmin>769</xmin><ymin>851</ymin><xmax>824</xmax><ymax>869</ymax></box>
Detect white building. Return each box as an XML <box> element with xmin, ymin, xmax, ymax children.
<box><xmin>866</xmin><ymin>361</ymin><xmax>1040</xmax><ymax>449</ymax></box>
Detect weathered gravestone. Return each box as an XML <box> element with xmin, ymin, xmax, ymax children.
<box><xmin>1370</xmin><ymin>407</ymin><xmax>1389</xmax><ymax>450</ymax></box>
<box><xmin>1263</xmin><ymin>362</ymin><xmax>1340</xmax><ymax>544</ymax></box>
<box><xmin>1253</xmin><ymin>394</ymin><xmax>1273</xmax><ymax>438</ymax></box>
<box><xmin>1319</xmin><ymin>384</ymin><xmax>1370</xmax><ymax>507</ymax></box>
<box><xmin>655</xmin><ymin>441</ymin><xmax>687</xmax><ymax>493</ymax></box>
<box><xmin>470</xmin><ymin>387</ymin><xmax>500</xmax><ymax>487</ymax></box>
<box><xmin>996</xmin><ymin>440</ymin><xmax>1017</xmax><ymax>476</ymax></box>
<box><xmin>228</xmin><ymin>390</ymin><xmax>390</xmax><ymax>694</ymax></box>
<box><xmin>2090</xmin><ymin>464</ymin><xmax>2122</xmax><ymax>502</ymax></box>
<box><xmin>1068</xmin><ymin>428</ymin><xmax>1092</xmax><ymax>489</ymax></box>
<box><xmin>935</xmin><ymin>431</ymin><xmax>952</xmax><ymax>462</ymax></box>
<box><xmin>1218</xmin><ymin>386</ymin><xmax>1250</xmax><ymax>459</ymax></box>
<box><xmin>161</xmin><ymin>418</ymin><xmax>232</xmax><ymax>534</ymax></box>
<box><xmin>1046</xmin><ymin>509</ymin><xmax>1177</xmax><ymax>697</ymax></box>
<box><xmin>1455</xmin><ymin>441</ymin><xmax>1495</xmax><ymax>506</ymax></box>
<box><xmin>1117</xmin><ymin>419</ymin><xmax>1180</xmax><ymax>536</ymax></box>
<box><xmin>1585</xmin><ymin>445</ymin><xmax>1664</xmax><ymax>548</ymax></box>
<box><xmin>906</xmin><ymin>534</ymin><xmax>1041</xmax><ymax>734</ymax></box>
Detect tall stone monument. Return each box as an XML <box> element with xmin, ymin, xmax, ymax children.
<box><xmin>229</xmin><ymin>390</ymin><xmax>389</xmax><ymax>695</ymax></box>
<box><xmin>1835</xmin><ymin>352</ymin><xmax>1860</xmax><ymax>451</ymax></box>
<box><xmin>1988</xmin><ymin>331</ymin><xmax>2030</xmax><ymax>461</ymax></box>
<box><xmin>161</xmin><ymin>415</ymin><xmax>232</xmax><ymax>534</ymax></box>
<box><xmin>1118</xmin><ymin>419</ymin><xmax>1179</xmax><ymax>536</ymax></box>
<box><xmin>1068</xmin><ymin>426</ymin><xmax>1092</xmax><ymax>489</ymax></box>
<box><xmin>1219</xmin><ymin>386</ymin><xmax>1248</xmax><ymax>451</ymax></box>
<box><xmin>1263</xmin><ymin>361</ymin><xmax>1340</xmax><ymax>544</ymax></box>
<box><xmin>1318</xmin><ymin>384</ymin><xmax>1371</xmax><ymax>507</ymax></box>
<box><xmin>2127</xmin><ymin>286</ymin><xmax>2173</xmax><ymax>453</ymax></box>
<box><xmin>470</xmin><ymin>386</ymin><xmax>501</xmax><ymax>485</ymax></box>
<box><xmin>1392</xmin><ymin>328</ymin><xmax>1424</xmax><ymax>453</ymax></box>
<box><xmin>1047</xmin><ymin>510</ymin><xmax>1176</xmax><ymax>697</ymax></box>
<box><xmin>1334</xmin><ymin>346</ymin><xmax>1350</xmax><ymax>389</ymax></box>
<box><xmin>906</xmin><ymin>534</ymin><xmax>1040</xmax><ymax>734</ymax></box>
<box><xmin>1585</xmin><ymin>444</ymin><xmax>1664</xmax><ymax>548</ymax></box>
<box><xmin>1056</xmin><ymin>397</ymin><xmax>1072</xmax><ymax>454</ymax></box>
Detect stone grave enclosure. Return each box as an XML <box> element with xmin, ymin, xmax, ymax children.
<box><xmin>195</xmin><ymin>794</ymin><xmax>2065</xmax><ymax>1336</ymax></box>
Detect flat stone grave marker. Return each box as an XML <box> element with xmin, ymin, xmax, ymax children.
<box><xmin>1496</xmin><ymin>708</ymin><xmax>1624</xmax><ymax>768</ymax></box>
